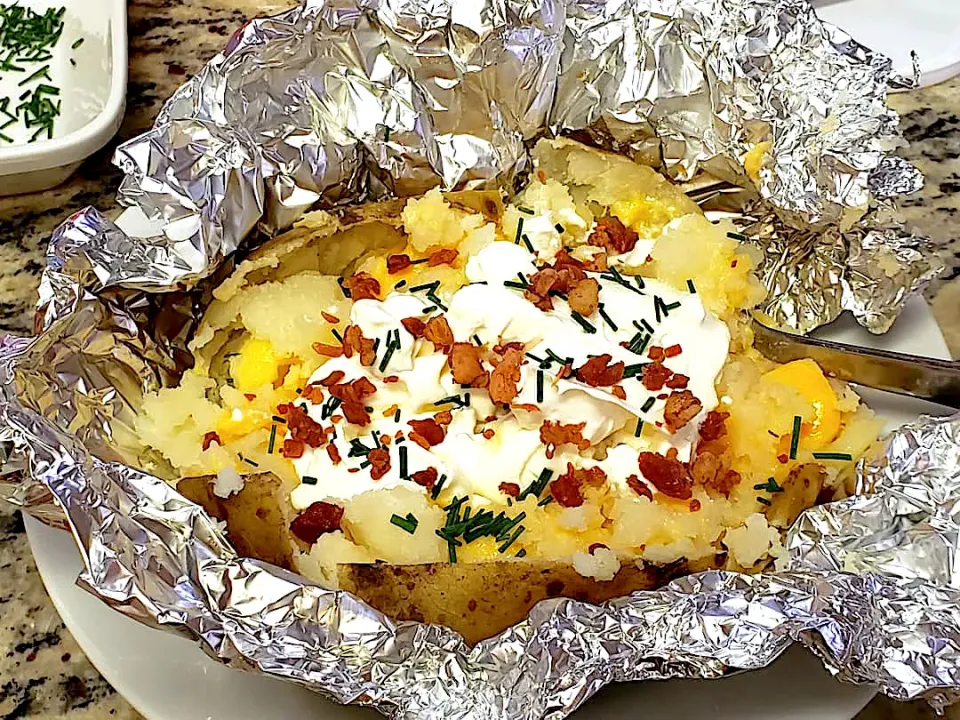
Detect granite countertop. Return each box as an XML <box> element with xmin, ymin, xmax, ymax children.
<box><xmin>0</xmin><ymin>2</ymin><xmax>958</xmax><ymax>719</ymax></box>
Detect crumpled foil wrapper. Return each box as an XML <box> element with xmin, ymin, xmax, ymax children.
<box><xmin>2</xmin><ymin>0</ymin><xmax>959</xmax><ymax>717</ymax></box>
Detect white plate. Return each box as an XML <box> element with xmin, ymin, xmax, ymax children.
<box><xmin>0</xmin><ymin>0</ymin><xmax>127</xmax><ymax>195</ymax></box>
<box><xmin>25</xmin><ymin>207</ymin><xmax>955</xmax><ymax>720</ymax></box>
<box><xmin>813</xmin><ymin>0</ymin><xmax>960</xmax><ymax>87</ymax></box>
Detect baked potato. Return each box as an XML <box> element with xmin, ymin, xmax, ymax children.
<box><xmin>124</xmin><ymin>139</ymin><xmax>883</xmax><ymax>644</ymax></box>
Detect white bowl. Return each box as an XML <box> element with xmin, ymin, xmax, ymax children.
<box><xmin>0</xmin><ymin>0</ymin><xmax>127</xmax><ymax>196</ymax></box>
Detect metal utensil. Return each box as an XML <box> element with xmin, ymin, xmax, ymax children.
<box><xmin>751</xmin><ymin>318</ymin><xmax>960</xmax><ymax>409</ymax></box>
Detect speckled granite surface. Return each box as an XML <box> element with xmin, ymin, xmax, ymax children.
<box><xmin>0</xmin><ymin>2</ymin><xmax>958</xmax><ymax>719</ymax></box>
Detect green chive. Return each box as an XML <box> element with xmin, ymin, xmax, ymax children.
<box><xmin>497</xmin><ymin>525</ymin><xmax>525</xmax><ymax>553</ymax></box>
<box><xmin>17</xmin><ymin>64</ymin><xmax>49</xmax><ymax>86</ymax></box>
<box><xmin>409</xmin><ymin>280</ymin><xmax>440</xmax><ymax>293</ymax></box>
<box><xmin>473</xmin><ymin>334</ymin><xmax>482</xmax><ymax>346</ymax></box>
<box><xmin>789</xmin><ymin>415</ymin><xmax>802</xmax><ymax>459</ymax></box>
<box><xmin>267</xmin><ymin>424</ymin><xmax>277</xmax><ymax>453</ymax></box>
<box><xmin>537</xmin><ymin>496</ymin><xmax>553</xmax><ymax>507</ymax></box>
<box><xmin>756</xmin><ymin>496</ymin><xmax>772</xmax><ymax>506</ymax></box>
<box><xmin>394</xmin><ymin>408</ymin><xmax>401</xmax><ymax>422</ymax></box>
<box><xmin>686</xmin><ymin>279</ymin><xmax>696</xmax><ymax>293</ymax></box>
<box><xmin>514</xmin><ymin>217</ymin><xmax>524</xmax><ymax>245</ymax></box>
<box><xmin>516</xmin><ymin>548</ymin><xmax>527</xmax><ymax>557</ymax></box>
<box><xmin>431</xmin><ymin>473</ymin><xmax>448</xmax><ymax>499</ymax></box>
<box><xmin>394</xmin><ymin>279</ymin><xmax>407</xmax><ymax>289</ymax></box>
<box><xmin>753</xmin><ymin>477</ymin><xmax>784</xmax><ymax>493</ymax></box>
<box><xmin>301</xmin><ymin>476</ymin><xmax>318</xmax><ymax>485</ymax></box>
<box><xmin>390</xmin><ymin>513</ymin><xmax>418</xmax><ymax>534</ymax></box>
<box><xmin>399</xmin><ymin>445</ymin><xmax>408</xmax><ymax>477</ymax></box>
<box><xmin>654</xmin><ymin>296</ymin><xmax>681</xmax><ymax>322</ymax></box>
<box><xmin>241</xmin><ymin>455</ymin><xmax>259</xmax><ymax>468</ymax></box>
<box><xmin>36</xmin><ymin>83</ymin><xmax>58</xmax><ymax>95</ymax></box>
<box><xmin>623</xmin><ymin>363</ymin><xmax>647</xmax><ymax>379</ymax></box>
<box><xmin>641</xmin><ymin>397</ymin><xmax>655</xmax><ymax>413</ymax></box>
<box><xmin>521</xmin><ymin>234</ymin><xmax>535</xmax><ymax>253</ymax></box>
<box><xmin>554</xmin><ymin>223</ymin><xmax>564</xmax><ymax>233</ymax></box>
<box><xmin>727</xmin><ymin>231</ymin><xmax>747</xmax><ymax>241</ymax></box>
<box><xmin>72</xmin><ymin>38</ymin><xmax>84</xmax><ymax>49</ymax></box>
<box><xmin>517</xmin><ymin>206</ymin><xmax>534</xmax><ymax>215</ymax></box>
<box><xmin>634</xmin><ymin>418</ymin><xmax>644</xmax><ymax>437</ymax></box>
<box><xmin>336</xmin><ymin>276</ymin><xmax>351</xmax><ymax>298</ymax></box>
<box><xmin>570</xmin><ymin>312</ymin><xmax>596</xmax><ymax>334</ymax></box>
<box><xmin>503</xmin><ymin>280</ymin><xmax>528</xmax><ymax>290</ymax></box>
<box><xmin>812</xmin><ymin>452</ymin><xmax>853</xmax><ymax>461</ymax></box>
<box><xmin>597</xmin><ymin>303</ymin><xmax>618</xmax><ymax>331</ymax></box>
<box><xmin>536</xmin><ymin>369</ymin><xmax>544</xmax><ymax>403</ymax></box>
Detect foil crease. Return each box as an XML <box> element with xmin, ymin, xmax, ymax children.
<box><xmin>1</xmin><ymin>0</ymin><xmax>958</xmax><ymax>717</ymax></box>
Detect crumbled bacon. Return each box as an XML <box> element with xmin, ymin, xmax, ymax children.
<box><xmin>611</xmin><ymin>385</ymin><xmax>627</xmax><ymax>400</ymax></box>
<box><xmin>423</xmin><ymin>315</ymin><xmax>454</xmax><ymax>352</ymax></box>
<box><xmin>489</xmin><ymin>347</ymin><xmax>524</xmax><ymax>405</ymax></box>
<box><xmin>588</xmin><ymin>542</ymin><xmax>608</xmax><ymax>554</ymax></box>
<box><xmin>540</xmin><ymin>420</ymin><xmax>590</xmax><ymax>458</ymax></box>
<box><xmin>549</xmin><ymin>463</ymin><xmax>607</xmax><ymax>507</ymax></box>
<box><xmin>401</xmin><ymin>317</ymin><xmax>426</xmax><ymax>338</ymax></box>
<box><xmin>499</xmin><ymin>482</ymin><xmax>521</xmax><ymax>498</ymax></box>
<box><xmin>663</xmin><ymin>390</ymin><xmax>702</xmax><ymax>433</ymax></box>
<box><xmin>637</xmin><ymin>450</ymin><xmax>692</xmax><ymax>499</ymax></box>
<box><xmin>710</xmin><ymin>469</ymin><xmax>741</xmax><ymax>497</ymax></box>
<box><xmin>482</xmin><ymin>428</ymin><xmax>495</xmax><ymax>439</ymax></box>
<box><xmin>383</xmin><ymin>375</ymin><xmax>400</xmax><ymax>384</ymax></box>
<box><xmin>342</xmin><ymin>325</ymin><xmax>376</xmax><ymax>366</ymax></box>
<box><xmin>664</xmin><ymin>344</ymin><xmax>683</xmax><ymax>358</ymax></box>
<box><xmin>665</xmin><ymin>373</ymin><xmax>689</xmax><ymax>389</ymax></box>
<box><xmin>281</xmin><ymin>404</ymin><xmax>327</xmax><ymax>447</ymax></box>
<box><xmin>699</xmin><ymin>410</ymin><xmax>729</xmax><ymax>442</ymax></box>
<box><xmin>326</xmin><ymin>443</ymin><xmax>342</xmax><ymax>465</ymax></box>
<box><xmin>641</xmin><ymin>361</ymin><xmax>672</xmax><ymax>391</ymax></box>
<box><xmin>321</xmin><ymin>311</ymin><xmax>340</xmax><ymax>324</ymax></box>
<box><xmin>434</xmin><ymin>410</ymin><xmax>453</xmax><ymax>425</ymax></box>
<box><xmin>777</xmin><ymin>453</ymin><xmax>789</xmax><ymax>464</ymax></box>
<box><xmin>312</xmin><ymin>341</ymin><xmax>343</xmax><ymax>358</ymax></box>
<box><xmin>318</xmin><ymin>370</ymin><xmax>346</xmax><ymax>387</ymax></box>
<box><xmin>689</xmin><ymin>499</ymin><xmax>701</xmax><ymax>512</ymax></box>
<box><xmin>368</xmin><ymin>448</ymin><xmax>391</xmax><ymax>480</ymax></box>
<box><xmin>588</xmin><ymin>215</ymin><xmax>640</xmax><ymax>254</ymax></box>
<box><xmin>328</xmin><ymin>377</ymin><xmax>377</xmax><ymax>427</ymax></box>
<box><xmin>450</xmin><ymin>342</ymin><xmax>489</xmax><ymax>387</ymax></box>
<box><xmin>282</xmin><ymin>438</ymin><xmax>305</xmax><ymax>458</ymax></box>
<box><xmin>567</xmin><ymin>277</ymin><xmax>600</xmax><ymax>316</ymax></box>
<box><xmin>343</xmin><ymin>271</ymin><xmax>381</xmax><ymax>300</ymax></box>
<box><xmin>410</xmin><ymin>467</ymin><xmax>438</xmax><ymax>490</ymax></box>
<box><xmin>582</xmin><ymin>251</ymin><xmax>608</xmax><ymax>272</ymax></box>
<box><xmin>522</xmin><ymin>252</ymin><xmax>590</xmax><ymax>311</ymax></box>
<box><xmin>575</xmin><ymin>354</ymin><xmax>624</xmax><ymax>387</ymax></box>
<box><xmin>387</xmin><ymin>254</ymin><xmax>413</xmax><ymax>274</ymax></box>
<box><xmin>647</xmin><ymin>346</ymin><xmax>665</xmax><ymax>361</ymax></box>
<box><xmin>689</xmin><ymin>450</ymin><xmax>720</xmax><ymax>487</ymax></box>
<box><xmin>290</xmin><ymin>501</ymin><xmax>343</xmax><ymax>544</ymax></box>
<box><xmin>244</xmin><ymin>393</ymin><xmax>257</xmax><ymax>401</ymax></box>
<box><xmin>626</xmin><ymin>475</ymin><xmax>653</xmax><ymax>500</ymax></box>
<box><xmin>428</xmin><ymin>248</ymin><xmax>459</xmax><ymax>267</ymax></box>
<box><xmin>408</xmin><ymin>418</ymin><xmax>445</xmax><ymax>447</ymax></box>
<box><xmin>202</xmin><ymin>431</ymin><xmax>221</xmax><ymax>451</ymax></box>
<box><xmin>492</xmin><ymin>341</ymin><xmax>524</xmax><ymax>356</ymax></box>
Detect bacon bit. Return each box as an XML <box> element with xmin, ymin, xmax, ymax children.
<box><xmin>321</xmin><ymin>311</ymin><xmax>340</xmax><ymax>324</ymax></box>
<box><xmin>710</xmin><ymin>469</ymin><xmax>741</xmax><ymax>497</ymax></box>
<box><xmin>380</xmin><ymin>435</ymin><xmax>392</xmax><ymax>446</ymax></box>
<box><xmin>326</xmin><ymin>443</ymin><xmax>342</xmax><ymax>465</ymax></box>
<box><xmin>645</xmin><ymin>255</ymin><xmax>653</xmax><ymax>263</ymax></box>
<box><xmin>540</xmin><ymin>420</ymin><xmax>590</xmax><ymax>458</ymax></box>
<box><xmin>202</xmin><ymin>431</ymin><xmax>221</xmax><ymax>451</ymax></box>
<box><xmin>387</xmin><ymin>254</ymin><xmax>413</xmax><ymax>274</ymax></box>
<box><xmin>513</xmin><ymin>402</ymin><xmax>540</xmax><ymax>413</ymax></box>
<box><xmin>647</xmin><ymin>346</ymin><xmax>665</xmax><ymax>360</ymax></box>
<box><xmin>383</xmin><ymin>375</ymin><xmax>400</xmax><ymax>384</ymax></box>
<box><xmin>730</xmin><ymin>259</ymin><xmax>738</xmax><ymax>268</ymax></box>
<box><xmin>524</xmin><ymin>268</ymin><xmax>559</xmax><ymax>311</ymax></box>
<box><xmin>588</xmin><ymin>215</ymin><xmax>640</xmax><ymax>254</ymax></box>
<box><xmin>410</xmin><ymin>467</ymin><xmax>438</xmax><ymax>490</ymax></box>
<box><xmin>282</xmin><ymin>438</ymin><xmax>305</xmax><ymax>458</ymax></box>
<box><xmin>582</xmin><ymin>251</ymin><xmax>608</xmax><ymax>272</ymax></box>
<box><xmin>482</xmin><ymin>428</ymin><xmax>495</xmax><ymax>439</ymax></box>
<box><xmin>689</xmin><ymin>499</ymin><xmax>702</xmax><ymax>512</ymax></box>
<box><xmin>301</xmin><ymin>386</ymin><xmax>325</xmax><ymax>404</ymax></box>
<box><xmin>567</xmin><ymin>277</ymin><xmax>600</xmax><ymax>316</ymax></box>
<box><xmin>343</xmin><ymin>271</ymin><xmax>381</xmax><ymax>300</ymax></box>
<box><xmin>489</xmin><ymin>347</ymin><xmax>524</xmax><ymax>405</ymax></box>
<box><xmin>777</xmin><ymin>453</ymin><xmax>789</xmax><ymax>464</ymax></box>
<box><xmin>348</xmin><ymin>467</ymin><xmax>360</xmax><ymax>473</ymax></box>
<box><xmin>281</xmin><ymin>404</ymin><xmax>327</xmax><ymax>447</ymax></box>
<box><xmin>244</xmin><ymin>393</ymin><xmax>257</xmax><ymax>401</ymax></box>
<box><xmin>611</xmin><ymin>385</ymin><xmax>627</xmax><ymax>400</ymax></box>
<box><xmin>641</xmin><ymin>361</ymin><xmax>672</xmax><ymax>391</ymax></box>
<box><xmin>428</xmin><ymin>248</ymin><xmax>459</xmax><ymax>267</ymax></box>
<box><xmin>328</xmin><ymin>377</ymin><xmax>377</xmax><ymax>427</ymax></box>
<box><xmin>557</xmin><ymin>363</ymin><xmax>573</xmax><ymax>379</ymax></box>
<box><xmin>492</xmin><ymin>341</ymin><xmax>524</xmax><ymax>356</ymax></box>
<box><xmin>588</xmin><ymin>542</ymin><xmax>608</xmax><ymax>554</ymax></box>
<box><xmin>536</xmin><ymin>169</ymin><xmax>546</xmax><ymax>182</ymax></box>
<box><xmin>401</xmin><ymin>317</ymin><xmax>426</xmax><ymax>338</ymax></box>
<box><xmin>626</xmin><ymin>475</ymin><xmax>653</xmax><ymax>500</ymax></box>
<box><xmin>312</xmin><ymin>342</ymin><xmax>343</xmax><ymax>358</ymax></box>
<box><xmin>450</xmin><ymin>342</ymin><xmax>489</xmax><ymax>387</ymax></box>
<box><xmin>638</xmin><ymin>451</ymin><xmax>692</xmax><ymax>499</ymax></box>
<box><xmin>318</xmin><ymin>370</ymin><xmax>346</xmax><ymax>387</ymax></box>
<box><xmin>290</xmin><ymin>502</ymin><xmax>343</xmax><ymax>544</ymax></box>
<box><xmin>575</xmin><ymin>353</ymin><xmax>624</xmax><ymax>387</ymax></box>
<box><xmin>408</xmin><ymin>418</ymin><xmax>445</xmax><ymax>447</ymax></box>
<box><xmin>665</xmin><ymin>373</ymin><xmax>689</xmax><ymax>389</ymax></box>
<box><xmin>499</xmin><ymin>482</ymin><xmax>521</xmax><ymax>498</ymax></box>
<box><xmin>657</xmin><ymin>393</ymin><xmax>669</xmax><ymax>400</ymax></box>
<box><xmin>663</xmin><ymin>390</ymin><xmax>702</xmax><ymax>433</ymax></box>
<box><xmin>383</xmin><ymin>405</ymin><xmax>400</xmax><ymax>418</ymax></box>
<box><xmin>699</xmin><ymin>410</ymin><xmax>729</xmax><ymax>442</ymax></box>
<box><xmin>690</xmin><ymin>450</ymin><xmax>720</xmax><ymax>487</ymax></box>
<box><xmin>409</xmin><ymin>433</ymin><xmax>431</xmax><ymax>450</ymax></box>
<box><xmin>423</xmin><ymin>315</ymin><xmax>454</xmax><ymax>352</ymax></box>
<box><xmin>549</xmin><ymin>463</ymin><xmax>607</xmax><ymax>507</ymax></box>
<box><xmin>342</xmin><ymin>325</ymin><xmax>376</xmax><ymax>366</ymax></box>
<box><xmin>434</xmin><ymin>410</ymin><xmax>453</xmax><ymax>425</ymax></box>
<box><xmin>523</xmin><ymin>253</ymin><xmax>589</xmax><ymax>310</ymax></box>
<box><xmin>664</xmin><ymin>344</ymin><xmax>683</xmax><ymax>358</ymax></box>
<box><xmin>368</xmin><ymin>448</ymin><xmax>391</xmax><ymax>480</ymax></box>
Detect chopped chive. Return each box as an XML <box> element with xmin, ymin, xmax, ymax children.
<box><xmin>554</xmin><ymin>223</ymin><xmax>564</xmax><ymax>233</ymax></box>
<box><xmin>570</xmin><ymin>312</ymin><xmax>596</xmax><ymax>334</ymax></box>
<box><xmin>399</xmin><ymin>445</ymin><xmax>408</xmax><ymax>477</ymax></box>
<box><xmin>641</xmin><ymin>397</ymin><xmax>656</xmax><ymax>413</ymax></box>
<box><xmin>409</xmin><ymin>280</ymin><xmax>439</xmax><ymax>293</ymax></box>
<box><xmin>431</xmin><ymin>473</ymin><xmax>448</xmax><ymax>500</ymax></box>
<box><xmin>640</xmin><ymin>318</ymin><xmax>655</xmax><ymax>334</ymax></box>
<box><xmin>753</xmin><ymin>477</ymin><xmax>784</xmax><ymax>493</ymax></box>
<box><xmin>0</xmin><ymin>132</ymin><xmax>11</xmax><ymax>143</ymax></box>
<box><xmin>686</xmin><ymin>279</ymin><xmax>696</xmax><ymax>293</ymax></box>
<box><xmin>596</xmin><ymin>303</ymin><xmax>618</xmax><ymax>331</ymax></box>
<box><xmin>390</xmin><ymin>513</ymin><xmax>419</xmax><ymax>534</ymax></box>
<box><xmin>336</xmin><ymin>276</ymin><xmax>351</xmax><ymax>298</ymax></box>
<box><xmin>653</xmin><ymin>296</ymin><xmax>681</xmax><ymax>322</ymax></box>
<box><xmin>301</xmin><ymin>475</ymin><xmax>318</xmax><ymax>485</ymax></box>
<box><xmin>394</xmin><ymin>279</ymin><xmax>407</xmax><ymax>289</ymax></box>
<box><xmin>36</xmin><ymin>83</ymin><xmax>58</xmax><ymax>95</ymax></box>
<box><xmin>521</xmin><ymin>234</ymin><xmax>535</xmax><ymax>253</ymax></box>
<box><xmin>448</xmin><ymin>540</ymin><xmax>457</xmax><ymax>563</ymax></box>
<box><xmin>271</xmin><ymin>415</ymin><xmax>287</xmax><ymax>423</ymax></box>
<box><xmin>526</xmin><ymin>352</ymin><xmax>545</xmax><ymax>364</ymax></box>
<box><xmin>372</xmin><ymin>431</ymin><xmax>382</xmax><ymax>449</ymax></box>
<box><xmin>812</xmin><ymin>452</ymin><xmax>853</xmax><ymax>461</ymax></box>
<box><xmin>17</xmin><ymin>64</ymin><xmax>50</xmax><ymax>86</ymax></box>
<box><xmin>789</xmin><ymin>415</ymin><xmax>802</xmax><ymax>460</ymax></box>
<box><xmin>756</xmin><ymin>496</ymin><xmax>772</xmax><ymax>506</ymax></box>
<box><xmin>634</xmin><ymin>276</ymin><xmax>646</xmax><ymax>290</ymax></box>
<box><xmin>409</xmin><ymin>257</ymin><xmax>429</xmax><ymax>265</ymax></box>
<box><xmin>433</xmin><ymin>394</ymin><xmax>467</xmax><ymax>408</ymax></box>
<box><xmin>517</xmin><ymin>206</ymin><xmax>534</xmax><ymax>215</ymax></box>
<box><xmin>240</xmin><ymin>455</ymin><xmax>259</xmax><ymax>468</ymax></box>
<box><xmin>503</xmin><ymin>280</ymin><xmax>528</xmax><ymax>290</ymax></box>
<box><xmin>537</xmin><ymin>496</ymin><xmax>553</xmax><ymax>507</ymax></box>
<box><xmin>516</xmin><ymin>548</ymin><xmax>527</xmax><ymax>557</ymax></box>
<box><xmin>69</xmin><ymin>58</ymin><xmax>76</xmax><ymax>66</ymax></box>
<box><xmin>331</xmin><ymin>327</ymin><xmax>343</xmax><ymax>343</ymax></box>
<box><xmin>378</xmin><ymin>339</ymin><xmax>397</xmax><ymax>372</ymax></box>
<box><xmin>473</xmin><ymin>334</ymin><xmax>482</xmax><ymax>346</ymax></box>
<box><xmin>634</xmin><ymin>418</ymin><xmax>644</xmax><ymax>437</ymax></box>
<box><xmin>520</xmin><ymin>468</ymin><xmax>552</xmax><ymax>500</ymax></box>
<box><xmin>622</xmin><ymin>363</ymin><xmax>647</xmax><ymax>379</ymax></box>
<box><xmin>497</xmin><ymin>525</ymin><xmax>525</xmax><ymax>553</ymax></box>
<box><xmin>394</xmin><ymin>408</ymin><xmax>401</xmax><ymax>422</ymax></box>
<box><xmin>267</xmin><ymin>424</ymin><xmax>277</xmax><ymax>453</ymax></box>
<box><xmin>536</xmin><ymin>369</ymin><xmax>544</xmax><ymax>402</ymax></box>
<box><xmin>727</xmin><ymin>231</ymin><xmax>747</xmax><ymax>241</ymax></box>
<box><xmin>514</xmin><ymin>217</ymin><xmax>524</xmax><ymax>245</ymax></box>
<box><xmin>359</xmin><ymin>459</ymin><xmax>371</xmax><ymax>469</ymax></box>
<box><xmin>71</xmin><ymin>38</ymin><xmax>84</xmax><ymax>49</ymax></box>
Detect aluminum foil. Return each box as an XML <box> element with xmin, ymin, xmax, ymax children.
<box><xmin>2</xmin><ymin>0</ymin><xmax>959</xmax><ymax>717</ymax></box>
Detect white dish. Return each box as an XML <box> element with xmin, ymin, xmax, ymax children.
<box><xmin>0</xmin><ymin>0</ymin><xmax>127</xmax><ymax>196</ymax></box>
<box><xmin>24</xmin><ymin>207</ymin><xmax>955</xmax><ymax>720</ymax></box>
<box><xmin>813</xmin><ymin>0</ymin><xmax>960</xmax><ymax>87</ymax></box>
